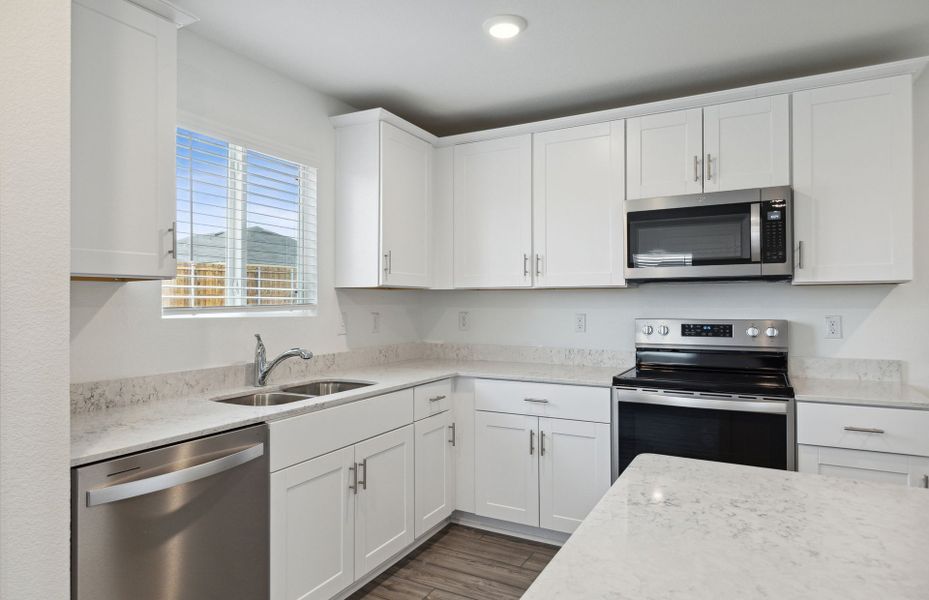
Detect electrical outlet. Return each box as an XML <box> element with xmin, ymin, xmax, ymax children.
<box><xmin>458</xmin><ymin>311</ymin><xmax>470</xmax><ymax>331</ymax></box>
<box><xmin>575</xmin><ymin>313</ymin><xmax>587</xmax><ymax>333</ymax></box>
<box><xmin>338</xmin><ymin>312</ymin><xmax>347</xmax><ymax>336</ymax></box>
<box><xmin>371</xmin><ymin>312</ymin><xmax>381</xmax><ymax>334</ymax></box>
<box><xmin>825</xmin><ymin>315</ymin><xmax>843</xmax><ymax>339</ymax></box>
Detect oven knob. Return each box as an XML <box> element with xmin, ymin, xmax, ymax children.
<box><xmin>746</xmin><ymin>327</ymin><xmax>760</xmax><ymax>338</ymax></box>
<box><xmin>657</xmin><ymin>325</ymin><xmax>670</xmax><ymax>336</ymax></box>
<box><xmin>641</xmin><ymin>325</ymin><xmax>654</xmax><ymax>335</ymax></box>
<box><xmin>765</xmin><ymin>327</ymin><xmax>779</xmax><ymax>338</ymax></box>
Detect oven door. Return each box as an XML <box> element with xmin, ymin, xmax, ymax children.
<box><xmin>625</xmin><ymin>197</ymin><xmax>761</xmax><ymax>281</ymax></box>
<box><xmin>611</xmin><ymin>388</ymin><xmax>794</xmax><ymax>481</ymax></box>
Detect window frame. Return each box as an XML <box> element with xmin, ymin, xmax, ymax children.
<box><xmin>163</xmin><ymin>115</ymin><xmax>319</xmax><ymax>318</ymax></box>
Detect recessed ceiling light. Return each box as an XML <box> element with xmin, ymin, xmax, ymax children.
<box><xmin>483</xmin><ymin>15</ymin><xmax>527</xmax><ymax>40</ymax></box>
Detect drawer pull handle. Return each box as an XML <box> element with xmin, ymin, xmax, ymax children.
<box><xmin>524</xmin><ymin>398</ymin><xmax>549</xmax><ymax>404</ymax></box>
<box><xmin>843</xmin><ymin>426</ymin><xmax>885</xmax><ymax>434</ymax></box>
<box><xmin>429</xmin><ymin>395</ymin><xmax>446</xmax><ymax>402</ymax></box>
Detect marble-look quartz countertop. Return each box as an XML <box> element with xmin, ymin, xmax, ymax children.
<box><xmin>523</xmin><ymin>454</ymin><xmax>929</xmax><ymax>600</ymax></box>
<box><xmin>793</xmin><ymin>376</ymin><xmax>929</xmax><ymax>411</ymax></box>
<box><xmin>70</xmin><ymin>359</ymin><xmax>616</xmax><ymax>466</ymax></box>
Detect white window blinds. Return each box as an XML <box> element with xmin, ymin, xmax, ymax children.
<box><xmin>163</xmin><ymin>128</ymin><xmax>318</xmax><ymax>311</ymax></box>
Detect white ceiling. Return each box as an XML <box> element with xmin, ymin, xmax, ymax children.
<box><xmin>173</xmin><ymin>0</ymin><xmax>929</xmax><ymax>135</ymax></box>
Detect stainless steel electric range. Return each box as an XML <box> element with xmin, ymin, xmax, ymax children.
<box><xmin>611</xmin><ymin>318</ymin><xmax>795</xmax><ymax>481</ymax></box>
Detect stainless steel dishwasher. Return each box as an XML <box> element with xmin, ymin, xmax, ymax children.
<box><xmin>72</xmin><ymin>424</ymin><xmax>269</xmax><ymax>600</ymax></box>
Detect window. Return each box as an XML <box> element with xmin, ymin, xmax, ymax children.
<box><xmin>163</xmin><ymin>128</ymin><xmax>317</xmax><ymax>313</ymax></box>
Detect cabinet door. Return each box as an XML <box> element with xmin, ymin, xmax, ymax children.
<box><xmin>380</xmin><ymin>122</ymin><xmax>431</xmax><ymax>287</ymax></box>
<box><xmin>798</xmin><ymin>445</ymin><xmax>929</xmax><ymax>488</ymax></box>
<box><xmin>532</xmin><ymin>121</ymin><xmax>625</xmax><ymax>287</ymax></box>
<box><xmin>414</xmin><ymin>411</ymin><xmax>455</xmax><ymax>538</ymax></box>
<box><xmin>270</xmin><ymin>446</ymin><xmax>355</xmax><ymax>600</ymax></box>
<box><xmin>354</xmin><ymin>425</ymin><xmax>415</xmax><ymax>579</ymax></box>
<box><xmin>474</xmin><ymin>411</ymin><xmax>539</xmax><ymax>526</ymax></box>
<box><xmin>453</xmin><ymin>135</ymin><xmax>533</xmax><ymax>288</ymax></box>
<box><xmin>626</xmin><ymin>108</ymin><xmax>703</xmax><ymax>200</ymax></box>
<box><xmin>538</xmin><ymin>418</ymin><xmax>611</xmax><ymax>533</ymax></box>
<box><xmin>71</xmin><ymin>0</ymin><xmax>177</xmax><ymax>279</ymax></box>
<box><xmin>703</xmin><ymin>95</ymin><xmax>789</xmax><ymax>193</ymax></box>
<box><xmin>792</xmin><ymin>76</ymin><xmax>913</xmax><ymax>284</ymax></box>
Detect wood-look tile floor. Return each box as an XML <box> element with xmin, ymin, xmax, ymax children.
<box><xmin>349</xmin><ymin>525</ymin><xmax>559</xmax><ymax>600</ymax></box>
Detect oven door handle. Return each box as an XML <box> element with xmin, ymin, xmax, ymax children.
<box><xmin>614</xmin><ymin>389</ymin><xmax>788</xmax><ymax>415</ymax></box>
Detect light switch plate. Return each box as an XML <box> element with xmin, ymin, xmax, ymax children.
<box><xmin>575</xmin><ymin>313</ymin><xmax>587</xmax><ymax>333</ymax></box>
<box><xmin>371</xmin><ymin>312</ymin><xmax>381</xmax><ymax>334</ymax></box>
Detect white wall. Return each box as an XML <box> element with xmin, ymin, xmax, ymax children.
<box><xmin>0</xmin><ymin>1</ymin><xmax>71</xmax><ymax>598</ymax></box>
<box><xmin>70</xmin><ymin>32</ymin><xmax>424</xmax><ymax>383</ymax></box>
<box><xmin>420</xmin><ymin>72</ymin><xmax>929</xmax><ymax>391</ymax></box>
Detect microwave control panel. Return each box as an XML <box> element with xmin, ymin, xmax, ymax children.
<box><xmin>761</xmin><ymin>200</ymin><xmax>787</xmax><ymax>263</ymax></box>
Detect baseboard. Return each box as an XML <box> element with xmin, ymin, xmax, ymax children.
<box><xmin>331</xmin><ymin>519</ymin><xmax>451</xmax><ymax>600</ymax></box>
<box><xmin>450</xmin><ymin>511</ymin><xmax>570</xmax><ymax>546</ymax></box>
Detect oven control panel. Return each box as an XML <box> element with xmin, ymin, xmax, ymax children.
<box><xmin>636</xmin><ymin>318</ymin><xmax>788</xmax><ymax>350</ymax></box>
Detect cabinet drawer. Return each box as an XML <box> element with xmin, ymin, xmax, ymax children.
<box><xmin>474</xmin><ymin>379</ymin><xmax>610</xmax><ymax>423</ymax></box>
<box><xmin>797</xmin><ymin>402</ymin><xmax>929</xmax><ymax>457</ymax></box>
<box><xmin>414</xmin><ymin>379</ymin><xmax>452</xmax><ymax>421</ymax></box>
<box><xmin>269</xmin><ymin>389</ymin><xmax>414</xmax><ymax>472</ymax></box>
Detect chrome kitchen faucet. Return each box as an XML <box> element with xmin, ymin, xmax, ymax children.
<box><xmin>254</xmin><ymin>334</ymin><xmax>313</xmax><ymax>386</ymax></box>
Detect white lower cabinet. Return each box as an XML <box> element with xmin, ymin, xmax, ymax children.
<box><xmin>475</xmin><ymin>411</ymin><xmax>540</xmax><ymax>526</ymax></box>
<box><xmin>538</xmin><ymin>418</ymin><xmax>611</xmax><ymax>533</ymax></box>
<box><xmin>798</xmin><ymin>445</ymin><xmax>929</xmax><ymax>488</ymax></box>
<box><xmin>354</xmin><ymin>425</ymin><xmax>415</xmax><ymax>579</ymax></box>
<box><xmin>475</xmin><ymin>409</ymin><xmax>611</xmax><ymax>534</ymax></box>
<box><xmin>270</xmin><ymin>424</ymin><xmax>415</xmax><ymax>600</ymax></box>
<box><xmin>414</xmin><ymin>410</ymin><xmax>455</xmax><ymax>537</ymax></box>
<box><xmin>271</xmin><ymin>446</ymin><xmax>356</xmax><ymax>600</ymax></box>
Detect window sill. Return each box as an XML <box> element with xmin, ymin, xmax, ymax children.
<box><xmin>162</xmin><ymin>306</ymin><xmax>318</xmax><ymax>319</ymax></box>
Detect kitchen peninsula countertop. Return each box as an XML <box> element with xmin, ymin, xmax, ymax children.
<box><xmin>70</xmin><ymin>359</ymin><xmax>616</xmax><ymax>466</ymax></box>
<box><xmin>522</xmin><ymin>454</ymin><xmax>929</xmax><ymax>600</ymax></box>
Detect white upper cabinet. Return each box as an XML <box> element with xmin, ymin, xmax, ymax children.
<box><xmin>703</xmin><ymin>95</ymin><xmax>790</xmax><ymax>193</ymax></box>
<box><xmin>626</xmin><ymin>108</ymin><xmax>703</xmax><ymax>200</ymax></box>
<box><xmin>627</xmin><ymin>96</ymin><xmax>789</xmax><ymax>200</ymax></box>
<box><xmin>792</xmin><ymin>76</ymin><xmax>913</xmax><ymax>284</ymax></box>
<box><xmin>532</xmin><ymin>122</ymin><xmax>626</xmax><ymax>287</ymax></box>
<box><xmin>380</xmin><ymin>122</ymin><xmax>432</xmax><ymax>287</ymax></box>
<box><xmin>335</xmin><ymin>118</ymin><xmax>432</xmax><ymax>288</ymax></box>
<box><xmin>453</xmin><ymin>134</ymin><xmax>533</xmax><ymax>288</ymax></box>
<box><xmin>71</xmin><ymin>0</ymin><xmax>177</xmax><ymax>279</ymax></box>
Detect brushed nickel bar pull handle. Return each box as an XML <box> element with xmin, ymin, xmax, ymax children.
<box><xmin>693</xmin><ymin>155</ymin><xmax>700</xmax><ymax>181</ymax></box>
<box><xmin>429</xmin><ymin>395</ymin><xmax>446</xmax><ymax>402</ymax></box>
<box><xmin>383</xmin><ymin>253</ymin><xmax>389</xmax><ymax>276</ymax></box>
<box><xmin>523</xmin><ymin>253</ymin><xmax>529</xmax><ymax>276</ymax></box>
<box><xmin>540</xmin><ymin>431</ymin><xmax>546</xmax><ymax>457</ymax></box>
<box><xmin>167</xmin><ymin>221</ymin><xmax>177</xmax><ymax>258</ymax></box>
<box><xmin>388</xmin><ymin>250</ymin><xmax>392</xmax><ymax>274</ymax></box>
<box><xmin>529</xmin><ymin>430</ymin><xmax>535</xmax><ymax>455</ymax></box>
<box><xmin>797</xmin><ymin>241</ymin><xmax>804</xmax><ymax>270</ymax></box>
<box><xmin>843</xmin><ymin>426</ymin><xmax>885</xmax><ymax>434</ymax></box>
<box><xmin>923</xmin><ymin>474</ymin><xmax>928</xmax><ymax>489</ymax></box>
<box><xmin>524</xmin><ymin>398</ymin><xmax>549</xmax><ymax>404</ymax></box>
<box><xmin>705</xmin><ymin>153</ymin><xmax>712</xmax><ymax>181</ymax></box>
<box><xmin>358</xmin><ymin>458</ymin><xmax>368</xmax><ymax>490</ymax></box>
<box><xmin>536</xmin><ymin>254</ymin><xmax>543</xmax><ymax>277</ymax></box>
<box><xmin>448</xmin><ymin>423</ymin><xmax>456</xmax><ymax>446</ymax></box>
<box><xmin>349</xmin><ymin>463</ymin><xmax>358</xmax><ymax>494</ymax></box>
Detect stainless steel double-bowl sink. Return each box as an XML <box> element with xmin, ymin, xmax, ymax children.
<box><xmin>214</xmin><ymin>380</ymin><xmax>373</xmax><ymax>407</ymax></box>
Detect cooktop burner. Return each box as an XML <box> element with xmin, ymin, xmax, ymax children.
<box><xmin>613</xmin><ymin>366</ymin><xmax>794</xmax><ymax>398</ymax></box>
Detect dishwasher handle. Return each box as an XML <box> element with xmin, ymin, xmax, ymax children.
<box><xmin>86</xmin><ymin>443</ymin><xmax>265</xmax><ymax>507</ymax></box>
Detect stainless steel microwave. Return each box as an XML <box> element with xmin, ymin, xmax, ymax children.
<box><xmin>624</xmin><ymin>186</ymin><xmax>792</xmax><ymax>282</ymax></box>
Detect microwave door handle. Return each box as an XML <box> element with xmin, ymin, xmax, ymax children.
<box><xmin>750</xmin><ymin>203</ymin><xmax>761</xmax><ymax>262</ymax></box>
